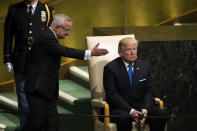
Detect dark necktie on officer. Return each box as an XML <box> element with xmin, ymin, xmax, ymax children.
<box><xmin>128</xmin><ymin>64</ymin><xmax>133</xmax><ymax>86</ymax></box>
<box><xmin>28</xmin><ymin>6</ymin><xmax>33</xmax><ymax>16</ymax></box>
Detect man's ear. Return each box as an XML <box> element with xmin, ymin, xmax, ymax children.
<box><xmin>55</xmin><ymin>26</ymin><xmax>60</xmax><ymax>32</ymax></box>
<box><xmin>56</xmin><ymin>27</ymin><xmax>59</xmax><ymax>32</ymax></box>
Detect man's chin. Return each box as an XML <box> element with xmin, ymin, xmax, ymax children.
<box><xmin>129</xmin><ymin>58</ymin><xmax>137</xmax><ymax>62</ymax></box>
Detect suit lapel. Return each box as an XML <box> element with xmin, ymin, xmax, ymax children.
<box><xmin>20</xmin><ymin>2</ymin><xmax>29</xmax><ymax>21</ymax></box>
<box><xmin>133</xmin><ymin>59</ymin><xmax>141</xmax><ymax>93</ymax></box>
<box><xmin>33</xmin><ymin>1</ymin><xmax>42</xmax><ymax>19</ymax></box>
<box><xmin>118</xmin><ymin>58</ymin><xmax>131</xmax><ymax>88</ymax></box>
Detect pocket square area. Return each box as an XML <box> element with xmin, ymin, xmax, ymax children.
<box><xmin>139</xmin><ymin>79</ymin><xmax>146</xmax><ymax>82</ymax></box>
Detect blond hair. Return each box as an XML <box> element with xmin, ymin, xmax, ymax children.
<box><xmin>118</xmin><ymin>37</ymin><xmax>139</xmax><ymax>52</ymax></box>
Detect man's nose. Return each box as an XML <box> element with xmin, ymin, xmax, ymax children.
<box><xmin>130</xmin><ymin>50</ymin><xmax>135</xmax><ymax>54</ymax></box>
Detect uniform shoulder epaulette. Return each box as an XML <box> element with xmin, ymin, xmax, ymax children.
<box><xmin>48</xmin><ymin>5</ymin><xmax>55</xmax><ymax>18</ymax></box>
<box><xmin>44</xmin><ymin>4</ymin><xmax>55</xmax><ymax>22</ymax></box>
<box><xmin>48</xmin><ymin>5</ymin><xmax>54</xmax><ymax>10</ymax></box>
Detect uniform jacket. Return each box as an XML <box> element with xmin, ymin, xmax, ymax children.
<box><xmin>4</xmin><ymin>1</ymin><xmax>54</xmax><ymax>73</ymax></box>
<box><xmin>25</xmin><ymin>28</ymin><xmax>85</xmax><ymax>99</ymax></box>
<box><xmin>103</xmin><ymin>57</ymin><xmax>154</xmax><ymax>113</ymax></box>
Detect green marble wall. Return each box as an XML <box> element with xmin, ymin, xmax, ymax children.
<box><xmin>0</xmin><ymin>0</ymin><xmax>197</xmax><ymax>82</ymax></box>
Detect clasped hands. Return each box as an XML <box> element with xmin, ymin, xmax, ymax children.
<box><xmin>131</xmin><ymin>109</ymin><xmax>147</xmax><ymax>127</ymax></box>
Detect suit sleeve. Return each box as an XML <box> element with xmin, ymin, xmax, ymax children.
<box><xmin>4</xmin><ymin>5</ymin><xmax>15</xmax><ymax>63</ymax></box>
<box><xmin>103</xmin><ymin>65</ymin><xmax>132</xmax><ymax>113</ymax></box>
<box><xmin>41</xmin><ymin>39</ymin><xmax>85</xmax><ymax>60</ymax></box>
<box><xmin>144</xmin><ymin>63</ymin><xmax>154</xmax><ymax>111</ymax></box>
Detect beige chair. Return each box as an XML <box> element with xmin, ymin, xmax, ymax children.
<box><xmin>86</xmin><ymin>34</ymin><xmax>164</xmax><ymax>131</ymax></box>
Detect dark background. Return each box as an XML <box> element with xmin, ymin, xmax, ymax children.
<box><xmin>138</xmin><ymin>40</ymin><xmax>197</xmax><ymax>131</ymax></box>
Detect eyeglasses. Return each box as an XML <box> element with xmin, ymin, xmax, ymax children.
<box><xmin>60</xmin><ymin>26</ymin><xmax>71</xmax><ymax>33</ymax></box>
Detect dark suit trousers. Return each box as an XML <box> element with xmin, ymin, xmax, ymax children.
<box><xmin>110</xmin><ymin>105</ymin><xmax>167</xmax><ymax>131</ymax></box>
<box><xmin>23</xmin><ymin>92</ymin><xmax>58</xmax><ymax>131</ymax></box>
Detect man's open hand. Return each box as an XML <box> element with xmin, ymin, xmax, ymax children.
<box><xmin>91</xmin><ymin>43</ymin><xmax>108</xmax><ymax>56</ymax></box>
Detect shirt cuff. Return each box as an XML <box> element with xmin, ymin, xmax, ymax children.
<box><xmin>129</xmin><ymin>108</ymin><xmax>135</xmax><ymax>115</ymax></box>
<box><xmin>84</xmin><ymin>50</ymin><xmax>91</xmax><ymax>60</ymax></box>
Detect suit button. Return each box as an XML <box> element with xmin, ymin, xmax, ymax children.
<box><xmin>29</xmin><ymin>31</ymin><xmax>32</xmax><ymax>34</ymax></box>
<box><xmin>29</xmin><ymin>23</ymin><xmax>32</xmax><ymax>26</ymax></box>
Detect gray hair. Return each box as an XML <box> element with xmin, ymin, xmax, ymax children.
<box><xmin>50</xmin><ymin>14</ymin><xmax>72</xmax><ymax>27</ymax></box>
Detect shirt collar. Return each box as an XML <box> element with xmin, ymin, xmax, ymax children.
<box><xmin>122</xmin><ymin>59</ymin><xmax>134</xmax><ymax>69</ymax></box>
<box><xmin>27</xmin><ymin>1</ymin><xmax>38</xmax><ymax>12</ymax></box>
<box><xmin>49</xmin><ymin>27</ymin><xmax>57</xmax><ymax>39</ymax></box>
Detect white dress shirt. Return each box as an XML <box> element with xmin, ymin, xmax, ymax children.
<box><xmin>27</xmin><ymin>1</ymin><xmax>38</xmax><ymax>14</ymax></box>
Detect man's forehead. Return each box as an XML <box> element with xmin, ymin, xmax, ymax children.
<box><xmin>65</xmin><ymin>21</ymin><xmax>72</xmax><ymax>25</ymax></box>
<box><xmin>124</xmin><ymin>44</ymin><xmax>137</xmax><ymax>48</ymax></box>
<box><xmin>63</xmin><ymin>21</ymin><xmax>72</xmax><ymax>28</ymax></box>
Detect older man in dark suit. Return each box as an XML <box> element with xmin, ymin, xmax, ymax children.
<box><xmin>3</xmin><ymin>0</ymin><xmax>54</xmax><ymax>128</ymax></box>
<box><xmin>103</xmin><ymin>37</ymin><xmax>166</xmax><ymax>131</ymax></box>
<box><xmin>23</xmin><ymin>14</ymin><xmax>108</xmax><ymax>131</ymax></box>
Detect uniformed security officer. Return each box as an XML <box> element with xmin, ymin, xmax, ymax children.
<box><xmin>3</xmin><ymin>0</ymin><xmax>54</xmax><ymax>129</ymax></box>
